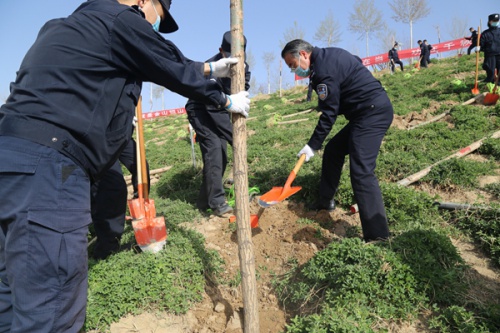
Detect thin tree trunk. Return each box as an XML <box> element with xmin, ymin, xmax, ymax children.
<box><xmin>229</xmin><ymin>1</ymin><xmax>260</xmax><ymax>332</ymax></box>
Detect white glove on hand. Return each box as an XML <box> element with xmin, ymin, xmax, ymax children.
<box><xmin>225</xmin><ymin>91</ymin><xmax>250</xmax><ymax>118</ymax></box>
<box><xmin>298</xmin><ymin>144</ymin><xmax>315</xmax><ymax>162</ymax></box>
<box><xmin>476</xmin><ymin>46</ymin><xmax>481</xmax><ymax>52</ymax></box>
<box><xmin>209</xmin><ymin>57</ymin><xmax>238</xmax><ymax>78</ymax></box>
<box><xmin>132</xmin><ymin>116</ymin><xmax>138</xmax><ymax>127</ymax></box>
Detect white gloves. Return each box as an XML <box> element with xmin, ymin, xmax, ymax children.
<box><xmin>225</xmin><ymin>91</ymin><xmax>250</xmax><ymax>118</ymax></box>
<box><xmin>476</xmin><ymin>46</ymin><xmax>481</xmax><ymax>52</ymax></box>
<box><xmin>298</xmin><ymin>144</ymin><xmax>315</xmax><ymax>162</ymax></box>
<box><xmin>209</xmin><ymin>57</ymin><xmax>238</xmax><ymax>78</ymax></box>
<box><xmin>132</xmin><ymin>116</ymin><xmax>138</xmax><ymax>127</ymax></box>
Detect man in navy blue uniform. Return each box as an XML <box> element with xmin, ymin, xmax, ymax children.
<box><xmin>480</xmin><ymin>13</ymin><xmax>500</xmax><ymax>83</ymax></box>
<box><xmin>186</xmin><ymin>31</ymin><xmax>251</xmax><ymax>217</ymax></box>
<box><xmin>281</xmin><ymin>39</ymin><xmax>393</xmax><ymax>243</ymax></box>
<box><xmin>388</xmin><ymin>42</ymin><xmax>404</xmax><ymax>73</ymax></box>
<box><xmin>465</xmin><ymin>27</ymin><xmax>479</xmax><ymax>55</ymax></box>
<box><xmin>0</xmin><ymin>0</ymin><xmax>250</xmax><ymax>331</ymax></box>
<box><xmin>417</xmin><ymin>40</ymin><xmax>428</xmax><ymax>68</ymax></box>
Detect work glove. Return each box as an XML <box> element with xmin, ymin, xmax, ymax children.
<box><xmin>298</xmin><ymin>144</ymin><xmax>315</xmax><ymax>162</ymax></box>
<box><xmin>209</xmin><ymin>57</ymin><xmax>238</xmax><ymax>78</ymax></box>
<box><xmin>225</xmin><ymin>91</ymin><xmax>250</xmax><ymax>118</ymax></box>
<box><xmin>132</xmin><ymin>116</ymin><xmax>138</xmax><ymax>127</ymax></box>
<box><xmin>476</xmin><ymin>46</ymin><xmax>481</xmax><ymax>52</ymax></box>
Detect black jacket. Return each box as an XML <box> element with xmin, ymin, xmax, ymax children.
<box><xmin>388</xmin><ymin>48</ymin><xmax>400</xmax><ymax>61</ymax></box>
<box><xmin>0</xmin><ymin>0</ymin><xmax>227</xmax><ymax>181</ymax></box>
<box><xmin>308</xmin><ymin>47</ymin><xmax>389</xmax><ymax>150</ymax></box>
<box><xmin>480</xmin><ymin>26</ymin><xmax>500</xmax><ymax>56</ymax></box>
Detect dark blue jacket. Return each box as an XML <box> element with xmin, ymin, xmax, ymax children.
<box><xmin>308</xmin><ymin>47</ymin><xmax>388</xmax><ymax>150</ymax></box>
<box><xmin>480</xmin><ymin>26</ymin><xmax>500</xmax><ymax>56</ymax></box>
<box><xmin>0</xmin><ymin>0</ymin><xmax>227</xmax><ymax>181</ymax></box>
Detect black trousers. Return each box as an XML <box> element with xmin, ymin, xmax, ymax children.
<box><xmin>91</xmin><ymin>137</ymin><xmax>149</xmax><ymax>259</ymax></box>
<box><xmin>187</xmin><ymin>107</ymin><xmax>233</xmax><ymax>210</ymax></box>
<box><xmin>482</xmin><ymin>54</ymin><xmax>500</xmax><ymax>83</ymax></box>
<box><xmin>318</xmin><ymin>96</ymin><xmax>393</xmax><ymax>241</ymax></box>
<box><xmin>390</xmin><ymin>59</ymin><xmax>404</xmax><ymax>72</ymax></box>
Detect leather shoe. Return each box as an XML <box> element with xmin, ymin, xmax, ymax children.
<box><xmin>309</xmin><ymin>198</ymin><xmax>335</xmax><ymax>212</ymax></box>
<box><xmin>213</xmin><ymin>203</ymin><xmax>233</xmax><ymax>217</ymax></box>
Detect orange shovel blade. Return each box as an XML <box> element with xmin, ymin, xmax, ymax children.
<box><xmin>128</xmin><ymin>198</ymin><xmax>145</xmax><ymax>219</ymax></box>
<box><xmin>132</xmin><ymin>216</ymin><xmax>167</xmax><ymax>253</ymax></box>
<box><xmin>484</xmin><ymin>93</ymin><xmax>499</xmax><ymax>105</ymax></box>
<box><xmin>258</xmin><ymin>185</ymin><xmax>302</xmax><ymax>208</ymax></box>
<box><xmin>471</xmin><ymin>87</ymin><xmax>480</xmax><ymax>95</ymax></box>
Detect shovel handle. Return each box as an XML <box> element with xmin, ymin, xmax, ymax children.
<box><xmin>283</xmin><ymin>154</ymin><xmax>306</xmax><ymax>189</ymax></box>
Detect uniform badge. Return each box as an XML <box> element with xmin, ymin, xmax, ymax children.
<box><xmin>317</xmin><ymin>84</ymin><xmax>328</xmax><ymax>100</ymax></box>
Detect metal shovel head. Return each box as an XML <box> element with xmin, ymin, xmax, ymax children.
<box><xmin>258</xmin><ymin>185</ymin><xmax>302</xmax><ymax>208</ymax></box>
<box><xmin>132</xmin><ymin>216</ymin><xmax>167</xmax><ymax>253</ymax></box>
<box><xmin>484</xmin><ymin>93</ymin><xmax>499</xmax><ymax>105</ymax></box>
<box><xmin>471</xmin><ymin>87</ymin><xmax>480</xmax><ymax>95</ymax></box>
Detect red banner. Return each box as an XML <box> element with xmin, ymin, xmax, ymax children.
<box><xmin>294</xmin><ymin>37</ymin><xmax>473</xmax><ymax>81</ymax></box>
<box><xmin>361</xmin><ymin>38</ymin><xmax>472</xmax><ymax>66</ymax></box>
<box><xmin>142</xmin><ymin>107</ymin><xmax>186</xmax><ymax>120</ymax></box>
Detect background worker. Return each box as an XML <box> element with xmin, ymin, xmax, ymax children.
<box><xmin>186</xmin><ymin>31</ymin><xmax>251</xmax><ymax>217</ymax></box>
<box><xmin>465</xmin><ymin>27</ymin><xmax>479</xmax><ymax>55</ymax></box>
<box><xmin>0</xmin><ymin>0</ymin><xmax>250</xmax><ymax>331</ymax></box>
<box><xmin>417</xmin><ymin>40</ymin><xmax>428</xmax><ymax>68</ymax></box>
<box><xmin>281</xmin><ymin>39</ymin><xmax>393</xmax><ymax>243</ymax></box>
<box><xmin>388</xmin><ymin>41</ymin><xmax>404</xmax><ymax>73</ymax></box>
<box><xmin>91</xmin><ymin>137</ymin><xmax>150</xmax><ymax>260</ymax></box>
<box><xmin>480</xmin><ymin>13</ymin><xmax>500</xmax><ymax>83</ymax></box>
<box><xmin>424</xmin><ymin>40</ymin><xmax>433</xmax><ymax>64</ymax></box>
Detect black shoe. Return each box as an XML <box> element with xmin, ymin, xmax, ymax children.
<box><xmin>308</xmin><ymin>198</ymin><xmax>335</xmax><ymax>212</ymax></box>
<box><xmin>213</xmin><ymin>203</ymin><xmax>233</xmax><ymax>217</ymax></box>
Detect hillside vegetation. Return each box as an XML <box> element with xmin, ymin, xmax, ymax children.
<box><xmin>85</xmin><ymin>54</ymin><xmax>500</xmax><ymax>332</ymax></box>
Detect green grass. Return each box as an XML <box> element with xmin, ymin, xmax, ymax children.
<box><xmin>85</xmin><ymin>55</ymin><xmax>500</xmax><ymax>332</ymax></box>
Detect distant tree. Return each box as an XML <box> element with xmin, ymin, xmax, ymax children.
<box><xmin>262</xmin><ymin>52</ymin><xmax>275</xmax><ymax>94</ymax></box>
<box><xmin>245</xmin><ymin>48</ymin><xmax>256</xmax><ymax>71</ymax></box>
<box><xmin>447</xmin><ymin>16</ymin><xmax>468</xmax><ymax>54</ymax></box>
<box><xmin>152</xmin><ymin>84</ymin><xmax>165</xmax><ymax>110</ymax></box>
<box><xmin>280</xmin><ymin>21</ymin><xmax>306</xmax><ymax>48</ymax></box>
<box><xmin>389</xmin><ymin>0</ymin><xmax>430</xmax><ymax>51</ymax></box>
<box><xmin>348</xmin><ymin>0</ymin><xmax>385</xmax><ymax>57</ymax></box>
<box><xmin>313</xmin><ymin>10</ymin><xmax>342</xmax><ymax>47</ymax></box>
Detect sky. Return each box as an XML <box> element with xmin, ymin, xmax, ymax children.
<box><xmin>0</xmin><ymin>0</ymin><xmax>497</xmax><ymax>113</ymax></box>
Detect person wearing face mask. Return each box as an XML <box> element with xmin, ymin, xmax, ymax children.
<box><xmin>281</xmin><ymin>39</ymin><xmax>394</xmax><ymax>243</ymax></box>
<box><xmin>480</xmin><ymin>13</ymin><xmax>500</xmax><ymax>83</ymax></box>
<box><xmin>185</xmin><ymin>31</ymin><xmax>251</xmax><ymax>217</ymax></box>
<box><xmin>0</xmin><ymin>0</ymin><xmax>251</xmax><ymax>331</ymax></box>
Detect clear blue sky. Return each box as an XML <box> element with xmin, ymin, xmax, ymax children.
<box><xmin>0</xmin><ymin>0</ymin><xmax>497</xmax><ymax>112</ymax></box>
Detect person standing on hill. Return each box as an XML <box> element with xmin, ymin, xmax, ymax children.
<box><xmin>424</xmin><ymin>40</ymin><xmax>433</xmax><ymax>64</ymax></box>
<box><xmin>480</xmin><ymin>13</ymin><xmax>500</xmax><ymax>83</ymax></box>
<box><xmin>417</xmin><ymin>40</ymin><xmax>428</xmax><ymax>68</ymax></box>
<box><xmin>281</xmin><ymin>39</ymin><xmax>394</xmax><ymax>243</ymax></box>
<box><xmin>0</xmin><ymin>0</ymin><xmax>250</xmax><ymax>331</ymax></box>
<box><xmin>186</xmin><ymin>31</ymin><xmax>252</xmax><ymax>217</ymax></box>
<box><xmin>465</xmin><ymin>27</ymin><xmax>479</xmax><ymax>55</ymax></box>
<box><xmin>388</xmin><ymin>42</ymin><xmax>404</xmax><ymax>73</ymax></box>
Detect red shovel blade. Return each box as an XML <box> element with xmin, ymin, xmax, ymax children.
<box><xmin>484</xmin><ymin>93</ymin><xmax>499</xmax><ymax>105</ymax></box>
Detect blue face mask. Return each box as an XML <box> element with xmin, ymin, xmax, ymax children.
<box><xmin>151</xmin><ymin>0</ymin><xmax>161</xmax><ymax>32</ymax></box>
<box><xmin>491</xmin><ymin>21</ymin><xmax>500</xmax><ymax>27</ymax></box>
<box><xmin>295</xmin><ymin>56</ymin><xmax>311</xmax><ymax>78</ymax></box>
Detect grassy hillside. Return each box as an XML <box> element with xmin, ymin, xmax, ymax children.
<box><xmin>85</xmin><ymin>54</ymin><xmax>500</xmax><ymax>332</ymax></box>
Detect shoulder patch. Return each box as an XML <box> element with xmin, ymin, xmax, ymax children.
<box><xmin>317</xmin><ymin>84</ymin><xmax>328</xmax><ymax>101</ymax></box>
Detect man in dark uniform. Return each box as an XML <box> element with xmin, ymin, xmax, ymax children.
<box><xmin>424</xmin><ymin>40</ymin><xmax>433</xmax><ymax>64</ymax></box>
<box><xmin>388</xmin><ymin>41</ymin><xmax>404</xmax><ymax>73</ymax></box>
<box><xmin>480</xmin><ymin>14</ymin><xmax>500</xmax><ymax>83</ymax></box>
<box><xmin>281</xmin><ymin>39</ymin><xmax>393</xmax><ymax>243</ymax></box>
<box><xmin>186</xmin><ymin>32</ymin><xmax>251</xmax><ymax>217</ymax></box>
<box><xmin>0</xmin><ymin>0</ymin><xmax>250</xmax><ymax>331</ymax></box>
<box><xmin>465</xmin><ymin>27</ymin><xmax>479</xmax><ymax>55</ymax></box>
<box><xmin>417</xmin><ymin>40</ymin><xmax>428</xmax><ymax>68</ymax></box>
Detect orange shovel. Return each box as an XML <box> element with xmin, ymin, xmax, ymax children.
<box><xmin>127</xmin><ymin>97</ymin><xmax>167</xmax><ymax>253</ymax></box>
<box><xmin>484</xmin><ymin>69</ymin><xmax>499</xmax><ymax>105</ymax></box>
<box><xmin>258</xmin><ymin>154</ymin><xmax>306</xmax><ymax>208</ymax></box>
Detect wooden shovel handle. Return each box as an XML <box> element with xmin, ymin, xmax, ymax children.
<box><xmin>283</xmin><ymin>154</ymin><xmax>306</xmax><ymax>189</ymax></box>
<box><xmin>135</xmin><ymin>97</ymin><xmax>149</xmax><ymax>200</ymax></box>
